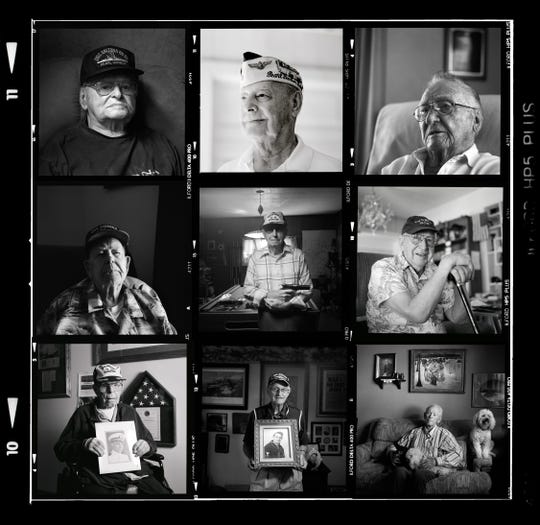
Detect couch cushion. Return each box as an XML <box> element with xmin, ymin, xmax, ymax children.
<box><xmin>425</xmin><ymin>471</ymin><xmax>491</xmax><ymax>495</ymax></box>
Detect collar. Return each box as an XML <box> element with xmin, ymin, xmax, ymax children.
<box><xmin>240</xmin><ymin>135</ymin><xmax>310</xmax><ymax>171</ymax></box>
<box><xmin>256</xmin><ymin>244</ymin><xmax>293</xmax><ymax>260</ymax></box>
<box><xmin>86</xmin><ymin>278</ymin><xmax>144</xmax><ymax>318</ymax></box>
<box><xmin>412</xmin><ymin>143</ymin><xmax>479</xmax><ymax>172</ymax></box>
<box><xmin>263</xmin><ymin>402</ymin><xmax>290</xmax><ymax>418</ymax></box>
<box><xmin>423</xmin><ymin>425</ymin><xmax>437</xmax><ymax>437</ymax></box>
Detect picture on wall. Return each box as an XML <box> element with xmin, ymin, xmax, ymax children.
<box><xmin>472</xmin><ymin>373</ymin><xmax>505</xmax><ymax>408</ymax></box>
<box><xmin>410</xmin><ymin>349</ymin><xmax>465</xmax><ymax>394</ymax></box>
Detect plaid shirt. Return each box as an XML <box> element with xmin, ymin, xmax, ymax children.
<box><xmin>366</xmin><ymin>253</ymin><xmax>455</xmax><ymax>333</ymax></box>
<box><xmin>396</xmin><ymin>425</ymin><xmax>464</xmax><ymax>468</ymax></box>
<box><xmin>37</xmin><ymin>276</ymin><xmax>177</xmax><ymax>335</ymax></box>
<box><xmin>243</xmin><ymin>245</ymin><xmax>313</xmax><ymax>306</ymax></box>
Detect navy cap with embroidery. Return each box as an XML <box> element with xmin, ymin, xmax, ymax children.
<box><xmin>262</xmin><ymin>211</ymin><xmax>287</xmax><ymax>227</ymax></box>
<box><xmin>85</xmin><ymin>224</ymin><xmax>130</xmax><ymax>250</ymax></box>
<box><xmin>268</xmin><ymin>372</ymin><xmax>290</xmax><ymax>387</ymax></box>
<box><xmin>80</xmin><ymin>45</ymin><xmax>144</xmax><ymax>84</ymax></box>
<box><xmin>401</xmin><ymin>216</ymin><xmax>438</xmax><ymax>235</ymax></box>
<box><xmin>93</xmin><ymin>363</ymin><xmax>126</xmax><ymax>383</ymax></box>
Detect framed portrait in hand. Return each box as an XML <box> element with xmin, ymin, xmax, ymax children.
<box><xmin>253</xmin><ymin>419</ymin><xmax>300</xmax><ymax>468</ymax></box>
<box><xmin>95</xmin><ymin>421</ymin><xmax>141</xmax><ymax>474</ymax></box>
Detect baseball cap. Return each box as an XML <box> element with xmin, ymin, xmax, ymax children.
<box><xmin>85</xmin><ymin>224</ymin><xmax>130</xmax><ymax>250</ymax></box>
<box><xmin>262</xmin><ymin>211</ymin><xmax>286</xmax><ymax>227</ymax></box>
<box><xmin>80</xmin><ymin>45</ymin><xmax>144</xmax><ymax>85</ymax></box>
<box><xmin>401</xmin><ymin>216</ymin><xmax>438</xmax><ymax>235</ymax></box>
<box><xmin>93</xmin><ymin>363</ymin><xmax>126</xmax><ymax>383</ymax></box>
<box><xmin>108</xmin><ymin>432</ymin><xmax>125</xmax><ymax>442</ymax></box>
<box><xmin>268</xmin><ymin>372</ymin><xmax>290</xmax><ymax>387</ymax></box>
<box><xmin>241</xmin><ymin>52</ymin><xmax>303</xmax><ymax>91</ymax></box>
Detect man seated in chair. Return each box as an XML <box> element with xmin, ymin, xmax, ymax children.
<box><xmin>388</xmin><ymin>404</ymin><xmax>464</xmax><ymax>496</ymax></box>
<box><xmin>366</xmin><ymin>215</ymin><xmax>474</xmax><ymax>333</ymax></box>
<box><xmin>39</xmin><ymin>44</ymin><xmax>182</xmax><ymax>176</ymax></box>
<box><xmin>381</xmin><ymin>72</ymin><xmax>500</xmax><ymax>175</ymax></box>
<box><xmin>54</xmin><ymin>364</ymin><xmax>171</xmax><ymax>495</ymax></box>
<box><xmin>37</xmin><ymin>223</ymin><xmax>177</xmax><ymax>335</ymax></box>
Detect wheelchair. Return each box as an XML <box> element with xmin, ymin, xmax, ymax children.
<box><xmin>57</xmin><ymin>452</ymin><xmax>172</xmax><ymax>497</ymax></box>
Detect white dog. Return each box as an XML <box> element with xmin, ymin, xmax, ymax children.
<box><xmin>470</xmin><ymin>409</ymin><xmax>496</xmax><ymax>460</ymax></box>
<box><xmin>403</xmin><ymin>447</ymin><xmax>453</xmax><ymax>476</ymax></box>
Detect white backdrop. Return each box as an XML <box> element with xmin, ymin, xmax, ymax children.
<box><xmin>201</xmin><ymin>28</ymin><xmax>343</xmax><ymax>172</ymax></box>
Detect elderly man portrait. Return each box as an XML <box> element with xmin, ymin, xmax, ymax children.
<box><xmin>218</xmin><ymin>52</ymin><xmax>341</xmax><ymax>172</ymax></box>
<box><xmin>54</xmin><ymin>364</ymin><xmax>171</xmax><ymax>495</ymax></box>
<box><xmin>243</xmin><ymin>373</ymin><xmax>308</xmax><ymax>492</ymax></box>
<box><xmin>366</xmin><ymin>215</ymin><xmax>474</xmax><ymax>333</ymax></box>
<box><xmin>39</xmin><ymin>44</ymin><xmax>182</xmax><ymax>176</ymax></box>
<box><xmin>243</xmin><ymin>211</ymin><xmax>313</xmax><ymax>331</ymax></box>
<box><xmin>382</xmin><ymin>72</ymin><xmax>500</xmax><ymax>175</ymax></box>
<box><xmin>388</xmin><ymin>404</ymin><xmax>464</xmax><ymax>495</ymax></box>
<box><xmin>37</xmin><ymin>223</ymin><xmax>177</xmax><ymax>335</ymax></box>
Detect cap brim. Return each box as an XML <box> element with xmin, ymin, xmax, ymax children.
<box><xmin>269</xmin><ymin>380</ymin><xmax>290</xmax><ymax>387</ymax></box>
<box><xmin>96</xmin><ymin>377</ymin><xmax>126</xmax><ymax>382</ymax></box>
<box><xmin>406</xmin><ymin>225</ymin><xmax>438</xmax><ymax>234</ymax></box>
<box><xmin>86</xmin><ymin>230</ymin><xmax>130</xmax><ymax>248</ymax></box>
<box><xmin>85</xmin><ymin>66</ymin><xmax>144</xmax><ymax>82</ymax></box>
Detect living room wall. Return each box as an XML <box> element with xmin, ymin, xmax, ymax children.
<box><xmin>356</xmin><ymin>344</ymin><xmax>506</xmax><ymax>441</ymax></box>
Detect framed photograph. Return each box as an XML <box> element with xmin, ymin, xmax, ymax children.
<box><xmin>374</xmin><ymin>353</ymin><xmax>396</xmax><ymax>379</ymax></box>
<box><xmin>311</xmin><ymin>422</ymin><xmax>343</xmax><ymax>456</ymax></box>
<box><xmin>472</xmin><ymin>373</ymin><xmax>505</xmax><ymax>408</ymax></box>
<box><xmin>122</xmin><ymin>371</ymin><xmax>176</xmax><ymax>447</ymax></box>
<box><xmin>260</xmin><ymin>363</ymin><xmax>308</xmax><ymax>411</ymax></box>
<box><xmin>207</xmin><ymin>412</ymin><xmax>228</xmax><ymax>432</ymax></box>
<box><xmin>36</xmin><ymin>343</ymin><xmax>71</xmax><ymax>398</ymax></box>
<box><xmin>77</xmin><ymin>372</ymin><xmax>95</xmax><ymax>407</ymax></box>
<box><xmin>95</xmin><ymin>420</ymin><xmax>141</xmax><ymax>475</ymax></box>
<box><xmin>215</xmin><ymin>434</ymin><xmax>230</xmax><ymax>454</ymax></box>
<box><xmin>202</xmin><ymin>365</ymin><xmax>249</xmax><ymax>409</ymax></box>
<box><xmin>232</xmin><ymin>412</ymin><xmax>250</xmax><ymax>435</ymax></box>
<box><xmin>93</xmin><ymin>343</ymin><xmax>186</xmax><ymax>364</ymax></box>
<box><xmin>445</xmin><ymin>28</ymin><xmax>487</xmax><ymax>79</ymax></box>
<box><xmin>254</xmin><ymin>419</ymin><xmax>301</xmax><ymax>468</ymax></box>
<box><xmin>410</xmin><ymin>349</ymin><xmax>465</xmax><ymax>394</ymax></box>
<box><xmin>317</xmin><ymin>366</ymin><xmax>347</xmax><ymax>416</ymax></box>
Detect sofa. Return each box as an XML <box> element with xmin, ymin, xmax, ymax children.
<box><xmin>356</xmin><ymin>417</ymin><xmax>498</xmax><ymax>496</ymax></box>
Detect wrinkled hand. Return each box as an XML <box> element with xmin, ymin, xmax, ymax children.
<box><xmin>298</xmin><ymin>452</ymin><xmax>308</xmax><ymax>470</ymax></box>
<box><xmin>86</xmin><ymin>438</ymin><xmax>105</xmax><ymax>457</ymax></box>
<box><xmin>420</xmin><ymin>457</ymin><xmax>437</xmax><ymax>469</ymax></box>
<box><xmin>247</xmin><ymin>458</ymin><xmax>258</xmax><ymax>471</ymax></box>
<box><xmin>132</xmin><ymin>439</ymin><xmax>150</xmax><ymax>457</ymax></box>
<box><xmin>440</xmin><ymin>253</ymin><xmax>474</xmax><ymax>284</ymax></box>
<box><xmin>266</xmin><ymin>289</ymin><xmax>296</xmax><ymax>303</ymax></box>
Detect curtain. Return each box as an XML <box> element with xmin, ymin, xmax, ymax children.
<box><xmin>354</xmin><ymin>28</ymin><xmax>387</xmax><ymax>174</ymax></box>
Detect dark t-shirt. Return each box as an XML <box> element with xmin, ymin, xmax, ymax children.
<box><xmin>39</xmin><ymin>122</ymin><xmax>182</xmax><ymax>176</ymax></box>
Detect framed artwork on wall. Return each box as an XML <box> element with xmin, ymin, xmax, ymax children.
<box><xmin>409</xmin><ymin>349</ymin><xmax>465</xmax><ymax>394</ymax></box>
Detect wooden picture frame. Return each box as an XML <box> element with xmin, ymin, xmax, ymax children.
<box><xmin>317</xmin><ymin>366</ymin><xmax>347</xmax><ymax>416</ymax></box>
<box><xmin>93</xmin><ymin>343</ymin><xmax>186</xmax><ymax>364</ymax></box>
<box><xmin>374</xmin><ymin>353</ymin><xmax>396</xmax><ymax>380</ymax></box>
<box><xmin>409</xmin><ymin>349</ymin><xmax>465</xmax><ymax>394</ymax></box>
<box><xmin>202</xmin><ymin>364</ymin><xmax>249</xmax><ymax>409</ymax></box>
<box><xmin>232</xmin><ymin>412</ymin><xmax>250</xmax><ymax>435</ymax></box>
<box><xmin>207</xmin><ymin>412</ymin><xmax>228</xmax><ymax>432</ymax></box>
<box><xmin>215</xmin><ymin>433</ymin><xmax>230</xmax><ymax>454</ymax></box>
<box><xmin>445</xmin><ymin>28</ymin><xmax>487</xmax><ymax>79</ymax></box>
<box><xmin>36</xmin><ymin>343</ymin><xmax>71</xmax><ymax>398</ymax></box>
<box><xmin>253</xmin><ymin>419</ymin><xmax>301</xmax><ymax>468</ymax></box>
<box><xmin>122</xmin><ymin>371</ymin><xmax>176</xmax><ymax>447</ymax></box>
<box><xmin>310</xmin><ymin>422</ymin><xmax>343</xmax><ymax>456</ymax></box>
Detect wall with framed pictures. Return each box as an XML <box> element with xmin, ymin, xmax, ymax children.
<box><xmin>35</xmin><ymin>344</ymin><xmax>188</xmax><ymax>495</ymax></box>
<box><xmin>355</xmin><ymin>344</ymin><xmax>506</xmax><ymax>438</ymax></box>
<box><xmin>201</xmin><ymin>348</ymin><xmax>348</xmax><ymax>492</ymax></box>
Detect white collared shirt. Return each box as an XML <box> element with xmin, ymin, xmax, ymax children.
<box><xmin>381</xmin><ymin>144</ymin><xmax>500</xmax><ymax>175</ymax></box>
<box><xmin>218</xmin><ymin>135</ymin><xmax>341</xmax><ymax>172</ymax></box>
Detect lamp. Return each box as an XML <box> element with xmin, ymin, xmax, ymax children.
<box><xmin>244</xmin><ymin>189</ymin><xmax>265</xmax><ymax>240</ymax></box>
<box><xmin>358</xmin><ymin>189</ymin><xmax>394</xmax><ymax>234</ymax></box>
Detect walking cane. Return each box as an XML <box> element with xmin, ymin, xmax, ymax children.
<box><xmin>449</xmin><ymin>273</ymin><xmax>479</xmax><ymax>334</ymax></box>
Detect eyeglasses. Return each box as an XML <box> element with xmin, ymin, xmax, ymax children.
<box><xmin>98</xmin><ymin>381</ymin><xmax>124</xmax><ymax>390</ymax></box>
<box><xmin>262</xmin><ymin>225</ymin><xmax>285</xmax><ymax>233</ymax></box>
<box><xmin>403</xmin><ymin>233</ymin><xmax>436</xmax><ymax>248</ymax></box>
<box><xmin>413</xmin><ymin>100</ymin><xmax>478</xmax><ymax>122</ymax></box>
<box><xmin>270</xmin><ymin>386</ymin><xmax>290</xmax><ymax>394</ymax></box>
<box><xmin>86</xmin><ymin>80</ymin><xmax>138</xmax><ymax>96</ymax></box>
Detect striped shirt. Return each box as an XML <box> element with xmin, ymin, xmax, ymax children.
<box><xmin>397</xmin><ymin>425</ymin><xmax>464</xmax><ymax>468</ymax></box>
<box><xmin>37</xmin><ymin>276</ymin><xmax>177</xmax><ymax>335</ymax></box>
<box><xmin>243</xmin><ymin>245</ymin><xmax>313</xmax><ymax>306</ymax></box>
<box><xmin>382</xmin><ymin>144</ymin><xmax>500</xmax><ymax>175</ymax></box>
<box><xmin>366</xmin><ymin>253</ymin><xmax>455</xmax><ymax>333</ymax></box>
